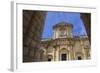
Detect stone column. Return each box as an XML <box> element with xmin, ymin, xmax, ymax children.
<box><xmin>67</xmin><ymin>46</ymin><xmax>70</xmax><ymax>60</ymax></box>
<box><xmin>69</xmin><ymin>45</ymin><xmax>74</xmax><ymax>60</ymax></box>
<box><xmin>55</xmin><ymin>46</ymin><xmax>60</xmax><ymax>61</ymax></box>
<box><xmin>82</xmin><ymin>45</ymin><xmax>87</xmax><ymax>60</ymax></box>
<box><xmin>54</xmin><ymin>47</ymin><xmax>56</xmax><ymax>61</ymax></box>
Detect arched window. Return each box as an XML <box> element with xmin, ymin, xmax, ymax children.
<box><xmin>48</xmin><ymin>58</ymin><xmax>51</xmax><ymax>61</ymax></box>
<box><xmin>76</xmin><ymin>52</ymin><xmax>83</xmax><ymax>60</ymax></box>
<box><xmin>47</xmin><ymin>55</ymin><xmax>53</xmax><ymax>61</ymax></box>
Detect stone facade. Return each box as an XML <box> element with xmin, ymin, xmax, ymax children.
<box><xmin>40</xmin><ymin>22</ymin><xmax>90</xmax><ymax>61</ymax></box>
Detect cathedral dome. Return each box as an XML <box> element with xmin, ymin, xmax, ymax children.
<box><xmin>53</xmin><ymin>22</ymin><xmax>73</xmax><ymax>29</ymax></box>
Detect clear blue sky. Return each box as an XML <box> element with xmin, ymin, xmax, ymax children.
<box><xmin>42</xmin><ymin>11</ymin><xmax>86</xmax><ymax>38</ymax></box>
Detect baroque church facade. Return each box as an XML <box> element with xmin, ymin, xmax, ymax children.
<box><xmin>40</xmin><ymin>22</ymin><xmax>90</xmax><ymax>61</ymax></box>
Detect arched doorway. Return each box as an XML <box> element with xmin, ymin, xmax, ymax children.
<box><xmin>59</xmin><ymin>48</ymin><xmax>69</xmax><ymax>61</ymax></box>
<box><xmin>61</xmin><ymin>53</ymin><xmax>67</xmax><ymax>61</ymax></box>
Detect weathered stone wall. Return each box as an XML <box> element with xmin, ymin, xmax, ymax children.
<box><xmin>23</xmin><ymin>10</ymin><xmax>46</xmax><ymax>62</ymax></box>
<box><xmin>41</xmin><ymin>37</ymin><xmax>90</xmax><ymax>61</ymax></box>
<box><xmin>80</xmin><ymin>13</ymin><xmax>91</xmax><ymax>42</ymax></box>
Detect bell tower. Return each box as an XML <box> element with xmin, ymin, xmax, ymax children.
<box><xmin>53</xmin><ymin>22</ymin><xmax>73</xmax><ymax>39</ymax></box>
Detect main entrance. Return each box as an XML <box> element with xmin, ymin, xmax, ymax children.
<box><xmin>61</xmin><ymin>54</ymin><xmax>67</xmax><ymax>61</ymax></box>
<box><xmin>77</xmin><ymin>56</ymin><xmax>82</xmax><ymax>60</ymax></box>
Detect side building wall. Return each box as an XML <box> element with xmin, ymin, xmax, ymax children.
<box><xmin>23</xmin><ymin>10</ymin><xmax>46</xmax><ymax>62</ymax></box>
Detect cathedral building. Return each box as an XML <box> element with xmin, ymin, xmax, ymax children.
<box><xmin>40</xmin><ymin>22</ymin><xmax>90</xmax><ymax>61</ymax></box>
<box><xmin>23</xmin><ymin>10</ymin><xmax>91</xmax><ymax>62</ymax></box>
